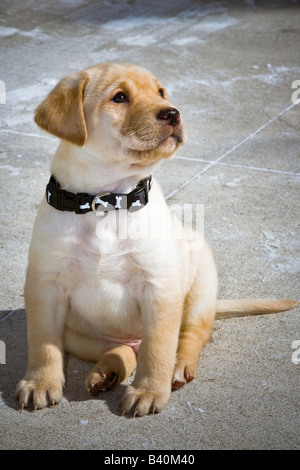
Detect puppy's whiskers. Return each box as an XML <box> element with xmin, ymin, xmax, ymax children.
<box><xmin>122</xmin><ymin>126</ymin><xmax>156</xmax><ymax>152</ymax></box>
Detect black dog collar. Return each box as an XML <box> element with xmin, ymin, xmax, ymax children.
<box><xmin>46</xmin><ymin>175</ymin><xmax>152</xmax><ymax>215</ymax></box>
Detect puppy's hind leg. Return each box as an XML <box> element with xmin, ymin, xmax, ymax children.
<box><xmin>63</xmin><ymin>329</ymin><xmax>137</xmax><ymax>396</ymax></box>
<box><xmin>86</xmin><ymin>345</ymin><xmax>137</xmax><ymax>396</ymax></box>
<box><xmin>173</xmin><ymin>242</ymin><xmax>218</xmax><ymax>389</ymax></box>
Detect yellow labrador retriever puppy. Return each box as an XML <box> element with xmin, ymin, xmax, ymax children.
<box><xmin>16</xmin><ymin>63</ymin><xmax>297</xmax><ymax>416</ymax></box>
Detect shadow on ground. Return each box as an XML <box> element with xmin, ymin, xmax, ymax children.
<box><xmin>0</xmin><ymin>309</ymin><xmax>128</xmax><ymax>416</ymax></box>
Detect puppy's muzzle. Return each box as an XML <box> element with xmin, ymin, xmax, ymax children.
<box><xmin>157</xmin><ymin>107</ymin><xmax>181</xmax><ymax>127</ymax></box>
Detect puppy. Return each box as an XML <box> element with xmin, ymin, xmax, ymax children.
<box><xmin>16</xmin><ymin>63</ymin><xmax>298</xmax><ymax>416</ymax></box>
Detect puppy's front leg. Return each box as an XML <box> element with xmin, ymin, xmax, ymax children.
<box><xmin>16</xmin><ymin>278</ymin><xmax>66</xmax><ymax>410</ymax></box>
<box><xmin>121</xmin><ymin>294</ymin><xmax>183</xmax><ymax>417</ymax></box>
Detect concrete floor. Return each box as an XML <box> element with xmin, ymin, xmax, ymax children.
<box><xmin>0</xmin><ymin>0</ymin><xmax>299</xmax><ymax>451</ymax></box>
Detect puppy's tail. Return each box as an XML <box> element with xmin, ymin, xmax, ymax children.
<box><xmin>216</xmin><ymin>299</ymin><xmax>299</xmax><ymax>319</ymax></box>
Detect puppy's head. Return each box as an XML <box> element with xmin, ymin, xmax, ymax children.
<box><xmin>35</xmin><ymin>63</ymin><xmax>185</xmax><ymax>167</ymax></box>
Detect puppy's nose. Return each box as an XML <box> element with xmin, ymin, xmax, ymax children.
<box><xmin>157</xmin><ymin>107</ymin><xmax>180</xmax><ymax>127</ymax></box>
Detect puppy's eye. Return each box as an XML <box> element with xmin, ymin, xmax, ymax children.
<box><xmin>111</xmin><ymin>92</ymin><xmax>128</xmax><ymax>103</ymax></box>
<box><xmin>158</xmin><ymin>89</ymin><xmax>165</xmax><ymax>99</ymax></box>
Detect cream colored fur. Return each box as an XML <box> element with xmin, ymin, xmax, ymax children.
<box><xmin>15</xmin><ymin>63</ymin><xmax>298</xmax><ymax>416</ymax></box>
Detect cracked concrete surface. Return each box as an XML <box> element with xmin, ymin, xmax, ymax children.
<box><xmin>0</xmin><ymin>0</ymin><xmax>299</xmax><ymax>450</ymax></box>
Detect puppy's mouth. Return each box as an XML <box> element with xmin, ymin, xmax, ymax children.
<box><xmin>160</xmin><ymin>132</ymin><xmax>184</xmax><ymax>147</ymax></box>
<box><xmin>122</xmin><ymin>126</ymin><xmax>185</xmax><ymax>159</ymax></box>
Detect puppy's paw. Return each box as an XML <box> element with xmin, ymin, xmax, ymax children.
<box><xmin>86</xmin><ymin>371</ymin><xmax>118</xmax><ymax>396</ymax></box>
<box><xmin>172</xmin><ymin>364</ymin><xmax>195</xmax><ymax>390</ymax></box>
<box><xmin>15</xmin><ymin>371</ymin><xmax>64</xmax><ymax>410</ymax></box>
<box><xmin>120</xmin><ymin>385</ymin><xmax>170</xmax><ymax>417</ymax></box>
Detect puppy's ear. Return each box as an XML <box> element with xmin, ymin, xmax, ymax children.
<box><xmin>34</xmin><ymin>72</ymin><xmax>89</xmax><ymax>146</ymax></box>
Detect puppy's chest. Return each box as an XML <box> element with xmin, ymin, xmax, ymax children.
<box><xmin>62</xmin><ymin>228</ymin><xmax>148</xmax><ymax>296</ymax></box>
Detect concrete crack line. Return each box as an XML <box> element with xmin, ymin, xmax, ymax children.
<box><xmin>0</xmin><ymin>128</ymin><xmax>52</xmax><ymax>140</ymax></box>
<box><xmin>166</xmin><ymin>102</ymin><xmax>298</xmax><ymax>200</ymax></box>
<box><xmin>0</xmin><ymin>304</ymin><xmax>24</xmax><ymax>323</ymax></box>
<box><xmin>175</xmin><ymin>156</ymin><xmax>300</xmax><ymax>177</ymax></box>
